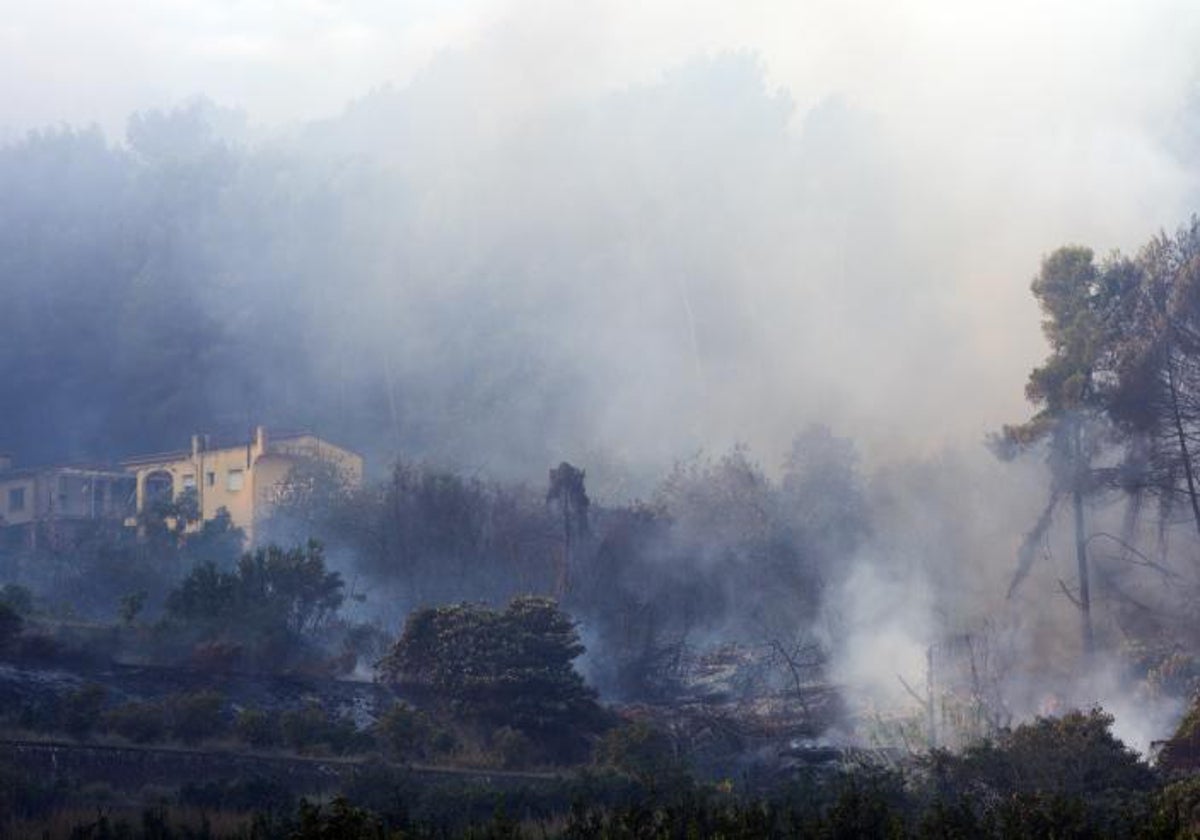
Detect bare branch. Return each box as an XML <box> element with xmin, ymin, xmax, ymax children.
<box><xmin>897</xmin><ymin>673</ymin><xmax>926</xmax><ymax>707</ymax></box>
<box><xmin>1085</xmin><ymin>531</ymin><xmax>1181</xmax><ymax>579</ymax></box>
<box><xmin>1057</xmin><ymin>578</ymin><xmax>1084</xmax><ymax>609</ymax></box>
<box><xmin>1009</xmin><ymin>493</ymin><xmax>1059</xmax><ymax>598</ymax></box>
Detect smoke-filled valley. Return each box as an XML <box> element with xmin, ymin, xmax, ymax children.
<box><xmin>9</xmin><ymin>2</ymin><xmax>1200</xmax><ymax>836</ymax></box>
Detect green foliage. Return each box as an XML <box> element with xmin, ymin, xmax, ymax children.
<box><xmin>235</xmin><ymin>708</ymin><xmax>283</xmax><ymax>749</ymax></box>
<box><xmin>118</xmin><ymin>589</ymin><xmax>147</xmax><ymax>625</ymax></box>
<box><xmin>342</xmin><ymin>622</ymin><xmax>393</xmax><ymax>668</ymax></box>
<box><xmin>1156</xmin><ymin>696</ymin><xmax>1200</xmax><ymax>773</ymax></box>
<box><xmin>281</xmin><ymin>702</ymin><xmax>329</xmax><ymax>753</ymax></box>
<box><xmin>179</xmin><ymin>507</ymin><xmax>245</xmax><ymax>568</ymax></box>
<box><xmin>993</xmin><ymin>245</ymin><xmax>1124</xmax><ymax>466</ymax></box>
<box><xmin>166</xmin><ymin>541</ymin><xmax>344</xmax><ymax>636</ymax></box>
<box><xmin>257</xmin><ymin>457</ymin><xmax>356</xmax><ymax>548</ymax></box>
<box><xmin>946</xmin><ymin>708</ymin><xmax>1156</xmax><ymax>798</ymax></box>
<box><xmin>1144</xmin><ymin>651</ymin><xmax>1200</xmax><ymax>699</ymax></box>
<box><xmin>380</xmin><ymin>596</ymin><xmax>605</xmax><ymax>761</ymax></box>
<box><xmin>492</xmin><ymin>725</ymin><xmax>535</xmax><ymax>769</ymax></box>
<box><xmin>165</xmin><ymin>690</ymin><xmax>226</xmax><ymax>745</ymax></box>
<box><xmin>0</xmin><ymin>583</ymin><xmax>34</xmax><ymax>614</ymax></box>
<box><xmin>914</xmin><ymin>796</ymin><xmax>981</xmax><ymax>839</ymax></box>
<box><xmin>0</xmin><ymin>753</ymin><xmax>66</xmax><ymax>819</ymax></box>
<box><xmin>280</xmin><ymin>701</ymin><xmax>370</xmax><ymax>755</ymax></box>
<box><xmin>326</xmin><ymin>460</ymin><xmax>564</xmax><ymax>614</ymax></box>
<box><xmin>0</xmin><ymin>600</ymin><xmax>23</xmax><ymax>649</ymax></box>
<box><xmin>547</xmin><ymin>461</ymin><xmax>591</xmax><ymax>550</ymax></box>
<box><xmin>991</xmin><ymin>792</ymin><xmax>1090</xmax><ymax>839</ymax></box>
<box><xmin>597</xmin><ymin>721</ymin><xmax>687</xmax><ymax>786</ymax></box>
<box><xmin>60</xmin><ymin>682</ymin><xmax>107</xmax><ymax>740</ymax></box>
<box><xmin>17</xmin><ymin>521</ymin><xmax>186</xmax><ymax>625</ymax></box>
<box><xmin>293</xmin><ymin>796</ymin><xmax>385</xmax><ymax>840</ymax></box>
<box><xmin>178</xmin><ymin>775</ymin><xmax>295</xmax><ymax>814</ymax></box>
<box><xmin>821</xmin><ymin>772</ymin><xmax>909</xmax><ymax>840</ymax></box>
<box><xmin>375</xmin><ymin>703</ymin><xmax>452</xmax><ymax>760</ymax></box>
<box><xmin>1146</xmin><ymin>776</ymin><xmax>1200</xmax><ymax>839</ymax></box>
<box><xmin>103</xmin><ymin>701</ymin><xmax>166</xmax><ymax>743</ymax></box>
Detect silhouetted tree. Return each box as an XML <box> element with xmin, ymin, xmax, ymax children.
<box><xmin>1108</xmin><ymin>218</ymin><xmax>1200</xmax><ymax>543</ymax></box>
<box><xmin>166</xmin><ymin>541</ymin><xmax>344</xmax><ymax>638</ymax></box>
<box><xmin>380</xmin><ymin>596</ymin><xmax>605</xmax><ymax>760</ymax></box>
<box><xmin>994</xmin><ymin>247</ymin><xmax>1126</xmax><ymax>658</ymax></box>
<box><xmin>547</xmin><ymin>462</ymin><xmax>590</xmax><ymax>597</ymax></box>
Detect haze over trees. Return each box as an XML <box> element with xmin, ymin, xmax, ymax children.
<box><xmin>994</xmin><ymin>219</ymin><xmax>1200</xmax><ymax>677</ymax></box>
<box><xmin>12</xmin><ymin>2</ymin><xmax>1200</xmax><ymax>834</ymax></box>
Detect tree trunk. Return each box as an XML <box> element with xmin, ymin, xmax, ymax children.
<box><xmin>1073</xmin><ymin>421</ymin><xmax>1094</xmax><ymax>659</ymax></box>
<box><xmin>926</xmin><ymin>645</ymin><xmax>937</xmax><ymax>749</ymax></box>
<box><xmin>1166</xmin><ymin>351</ymin><xmax>1200</xmax><ymax>541</ymax></box>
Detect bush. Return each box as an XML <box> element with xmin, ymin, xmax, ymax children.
<box><xmin>1147</xmin><ymin>776</ymin><xmax>1200</xmax><ymax>840</ymax></box>
<box><xmin>104</xmin><ymin>701</ymin><xmax>166</xmax><ymax>743</ymax></box>
<box><xmin>379</xmin><ymin>596</ymin><xmax>606</xmax><ymax>762</ymax></box>
<box><xmin>0</xmin><ymin>754</ymin><xmax>66</xmax><ymax>818</ymax></box>
<box><xmin>325</xmin><ymin>716</ymin><xmax>372</xmax><ymax>756</ymax></box>
<box><xmin>946</xmin><ymin>707</ymin><xmax>1156</xmax><ymax>797</ymax></box>
<box><xmin>60</xmin><ymin>682</ymin><xmax>107</xmax><ymax>740</ymax></box>
<box><xmin>0</xmin><ymin>583</ymin><xmax>33</xmax><ymax>615</ymax></box>
<box><xmin>376</xmin><ymin>704</ymin><xmax>438</xmax><ymax>760</ymax></box>
<box><xmin>282</xmin><ymin>702</ymin><xmax>329</xmax><ymax>753</ymax></box>
<box><xmin>236</xmin><ymin>708</ymin><xmax>283</xmax><ymax>749</ymax></box>
<box><xmin>597</xmin><ymin>721</ymin><xmax>686</xmax><ymax>785</ymax></box>
<box><xmin>281</xmin><ymin>701</ymin><xmax>370</xmax><ymax>755</ymax></box>
<box><xmin>167</xmin><ymin>691</ymin><xmax>226</xmax><ymax>745</ymax></box>
<box><xmin>294</xmin><ymin>797</ymin><xmax>383</xmax><ymax>840</ymax></box>
<box><xmin>179</xmin><ymin>776</ymin><xmax>295</xmax><ymax>813</ymax></box>
<box><xmin>493</xmin><ymin>726</ymin><xmax>534</xmax><ymax>769</ymax></box>
<box><xmin>0</xmin><ymin>601</ymin><xmax>23</xmax><ymax>650</ymax></box>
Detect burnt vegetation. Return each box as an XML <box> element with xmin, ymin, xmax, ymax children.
<box><xmin>11</xmin><ymin>99</ymin><xmax>1200</xmax><ymax>838</ymax></box>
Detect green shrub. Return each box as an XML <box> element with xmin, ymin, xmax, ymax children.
<box><xmin>104</xmin><ymin>701</ymin><xmax>166</xmax><ymax>743</ymax></box>
<box><xmin>60</xmin><ymin>682</ymin><xmax>107</xmax><ymax>740</ymax></box>
<box><xmin>281</xmin><ymin>701</ymin><xmax>370</xmax><ymax>755</ymax></box>
<box><xmin>324</xmin><ymin>715</ymin><xmax>372</xmax><ymax>756</ymax></box>
<box><xmin>294</xmin><ymin>797</ymin><xmax>383</xmax><ymax>840</ymax></box>
<box><xmin>493</xmin><ymin>725</ymin><xmax>534</xmax><ymax>769</ymax></box>
<box><xmin>1147</xmin><ymin>776</ymin><xmax>1200</xmax><ymax>839</ymax></box>
<box><xmin>0</xmin><ymin>601</ymin><xmax>23</xmax><ymax>650</ymax></box>
<box><xmin>179</xmin><ymin>776</ymin><xmax>295</xmax><ymax>813</ymax></box>
<box><xmin>235</xmin><ymin>707</ymin><xmax>283</xmax><ymax>749</ymax></box>
<box><xmin>379</xmin><ymin>596</ymin><xmax>605</xmax><ymax>762</ymax></box>
<box><xmin>167</xmin><ymin>691</ymin><xmax>226</xmax><ymax>745</ymax></box>
<box><xmin>0</xmin><ymin>754</ymin><xmax>66</xmax><ymax>818</ymax></box>
<box><xmin>376</xmin><ymin>703</ymin><xmax>438</xmax><ymax>760</ymax></box>
<box><xmin>0</xmin><ymin>583</ymin><xmax>33</xmax><ymax>615</ymax></box>
<box><xmin>597</xmin><ymin>721</ymin><xmax>685</xmax><ymax>785</ymax></box>
<box><xmin>282</xmin><ymin>702</ymin><xmax>329</xmax><ymax>753</ymax></box>
<box><xmin>948</xmin><ymin>707</ymin><xmax>1156</xmax><ymax>797</ymax></box>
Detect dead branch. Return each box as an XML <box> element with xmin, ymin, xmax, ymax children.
<box><xmin>1057</xmin><ymin>578</ymin><xmax>1084</xmax><ymax>609</ymax></box>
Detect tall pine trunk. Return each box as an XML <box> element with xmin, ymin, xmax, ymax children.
<box><xmin>1073</xmin><ymin>419</ymin><xmax>1094</xmax><ymax>659</ymax></box>
<box><xmin>1166</xmin><ymin>350</ymin><xmax>1200</xmax><ymax>540</ymax></box>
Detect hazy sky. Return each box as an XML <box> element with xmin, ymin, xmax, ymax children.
<box><xmin>6</xmin><ymin>1</ymin><xmax>1199</xmax><ymax>143</ymax></box>
<box><xmin>5</xmin><ymin>0</ymin><xmax>1200</xmax><ymax>464</ymax></box>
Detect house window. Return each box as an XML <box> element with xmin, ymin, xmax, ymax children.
<box><xmin>182</xmin><ymin>474</ymin><xmax>196</xmax><ymax>491</ymax></box>
<box><xmin>206</xmin><ymin>472</ymin><xmax>216</xmax><ymax>487</ymax></box>
<box><xmin>7</xmin><ymin>487</ymin><xmax>25</xmax><ymax>513</ymax></box>
<box><xmin>227</xmin><ymin>469</ymin><xmax>245</xmax><ymax>491</ymax></box>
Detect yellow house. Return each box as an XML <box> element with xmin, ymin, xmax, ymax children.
<box><xmin>119</xmin><ymin>427</ymin><xmax>363</xmax><ymax>544</ymax></box>
<box><xmin>0</xmin><ymin>456</ymin><xmax>136</xmax><ymax>549</ymax></box>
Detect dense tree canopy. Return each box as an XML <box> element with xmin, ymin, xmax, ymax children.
<box><xmin>379</xmin><ymin>596</ymin><xmax>605</xmax><ymax>758</ymax></box>
<box><xmin>167</xmin><ymin>541</ymin><xmax>344</xmax><ymax>636</ymax></box>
